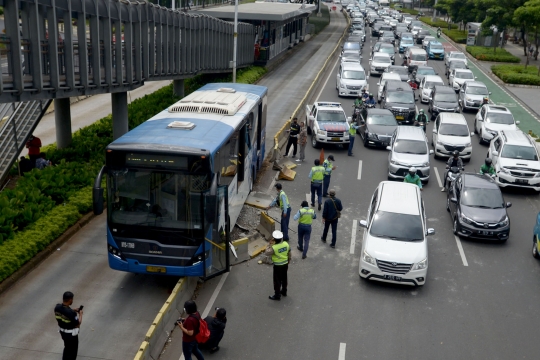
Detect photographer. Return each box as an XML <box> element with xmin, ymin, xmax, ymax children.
<box><xmin>54</xmin><ymin>291</ymin><xmax>83</xmax><ymax>360</ymax></box>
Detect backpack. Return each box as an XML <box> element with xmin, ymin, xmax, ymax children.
<box><xmin>189</xmin><ymin>313</ymin><xmax>210</xmax><ymax>343</ymax></box>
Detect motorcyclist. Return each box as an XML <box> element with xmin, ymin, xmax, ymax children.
<box><xmin>403</xmin><ymin>167</ymin><xmax>423</xmax><ymax>190</ymax></box>
<box><xmin>414</xmin><ymin>109</ymin><xmax>429</xmax><ymax>131</ymax></box>
<box><xmin>442</xmin><ymin>150</ymin><xmax>464</xmax><ymax>192</ymax></box>
<box><xmin>361</xmin><ymin>89</ymin><xmax>369</xmax><ymax>101</ymax></box>
<box><xmin>365</xmin><ymin>93</ymin><xmax>376</xmax><ymax>106</ymax></box>
<box><xmin>354</xmin><ymin>93</ymin><xmax>364</xmax><ymax>108</ymax></box>
<box><xmin>480</xmin><ymin>158</ymin><xmax>496</xmax><ymax>176</ymax></box>
<box><xmin>437</xmin><ymin>27</ymin><xmax>441</xmax><ymax>37</ymax></box>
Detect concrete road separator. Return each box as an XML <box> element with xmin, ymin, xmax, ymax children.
<box><xmin>454</xmin><ymin>235</ymin><xmax>469</xmax><ymax>267</ymax></box>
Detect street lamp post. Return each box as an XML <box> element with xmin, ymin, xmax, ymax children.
<box><xmin>232</xmin><ymin>0</ymin><xmax>238</xmax><ymax>82</ymax></box>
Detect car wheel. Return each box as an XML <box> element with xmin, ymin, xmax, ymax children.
<box><xmin>311</xmin><ymin>134</ymin><xmax>320</xmax><ymax>149</ymax></box>
<box><xmin>474</xmin><ymin>120</ymin><xmax>478</xmax><ymax>134</ymax></box>
<box><xmin>533</xmin><ymin>238</ymin><xmax>540</xmax><ymax>259</ymax></box>
<box><xmin>446</xmin><ymin>197</ymin><xmax>450</xmax><ymax>212</ymax></box>
<box><xmin>453</xmin><ymin>217</ymin><xmax>459</xmax><ymax>235</ymax></box>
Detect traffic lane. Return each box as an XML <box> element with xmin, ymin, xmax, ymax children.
<box><xmin>0</xmin><ymin>214</ymin><xmax>178</xmax><ymax>360</ymax></box>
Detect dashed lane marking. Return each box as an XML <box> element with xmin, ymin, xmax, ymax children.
<box><xmin>455</xmin><ymin>235</ymin><xmax>469</xmax><ymax>266</ymax></box>
<box><xmin>357</xmin><ymin>160</ymin><xmax>363</xmax><ymax>180</ymax></box>
<box><xmin>350</xmin><ymin>220</ymin><xmax>358</xmax><ymax>254</ymax></box>
<box><xmin>434</xmin><ymin>167</ymin><xmax>443</xmax><ymax>188</ymax></box>
<box><xmin>339</xmin><ymin>343</ymin><xmax>347</xmax><ymax>360</ymax></box>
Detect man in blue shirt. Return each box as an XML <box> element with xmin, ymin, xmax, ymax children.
<box><xmin>268</xmin><ymin>183</ymin><xmax>292</xmax><ymax>240</ymax></box>
<box><xmin>365</xmin><ymin>93</ymin><xmax>376</xmax><ymax>106</ymax></box>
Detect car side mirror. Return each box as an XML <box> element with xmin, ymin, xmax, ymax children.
<box><xmin>475</xmin><ymin>76</ymin><xmax>478</xmax><ymax>79</ymax></box>
<box><xmin>489</xmin><ymin>91</ymin><xmax>492</xmax><ymax>95</ymax></box>
<box><xmin>359</xmin><ymin>219</ymin><xmax>368</xmax><ymax>228</ymax></box>
<box><xmin>450</xmin><ymin>198</ymin><xmax>457</xmax><ymax>204</ymax></box>
<box><xmin>386</xmin><ymin>146</ymin><xmax>391</xmax><ymax>151</ymax></box>
<box><xmin>506</xmin><ymin>202</ymin><xmax>512</xmax><ymax>208</ymax></box>
<box><xmin>429</xmin><ymin>149</ymin><xmax>434</xmax><ymax>155</ymax></box>
<box><xmin>427</xmin><ymin>228</ymin><xmax>435</xmax><ymax>236</ymax></box>
<box><xmin>516</xmin><ymin>121</ymin><xmax>520</xmax><ymax>125</ymax></box>
<box><xmin>492</xmin><ymin>151</ymin><xmax>499</xmax><ymax>157</ymax></box>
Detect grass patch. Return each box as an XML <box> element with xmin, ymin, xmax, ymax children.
<box><xmin>443</xmin><ymin>29</ymin><xmax>467</xmax><ymax>44</ymax></box>
<box><xmin>466</xmin><ymin>46</ymin><xmax>521</xmax><ymax>63</ymax></box>
<box><xmin>492</xmin><ymin>64</ymin><xmax>540</xmax><ymax>85</ymax></box>
<box><xmin>309</xmin><ymin>5</ymin><xmax>330</xmax><ymax>35</ymax></box>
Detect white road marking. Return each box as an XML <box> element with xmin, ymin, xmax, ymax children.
<box><xmin>350</xmin><ymin>220</ymin><xmax>358</xmax><ymax>254</ymax></box>
<box><xmin>434</xmin><ymin>167</ymin><xmax>443</xmax><ymax>188</ymax></box>
<box><xmin>357</xmin><ymin>160</ymin><xmax>363</xmax><ymax>180</ymax></box>
<box><xmin>454</xmin><ymin>235</ymin><xmax>469</xmax><ymax>266</ymax></box>
<box><xmin>339</xmin><ymin>343</ymin><xmax>347</xmax><ymax>360</ymax></box>
<box><xmin>316</xmin><ymin>56</ymin><xmax>340</xmax><ymax>101</ymax></box>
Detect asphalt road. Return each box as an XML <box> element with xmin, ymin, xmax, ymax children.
<box><xmin>160</xmin><ymin>15</ymin><xmax>540</xmax><ymax>360</ymax></box>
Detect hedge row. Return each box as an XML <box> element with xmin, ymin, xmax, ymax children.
<box><xmin>466</xmin><ymin>46</ymin><xmax>521</xmax><ymax>63</ymax></box>
<box><xmin>419</xmin><ymin>17</ymin><xmax>458</xmax><ymax>30</ymax></box>
<box><xmin>492</xmin><ymin>64</ymin><xmax>540</xmax><ymax>85</ymax></box>
<box><xmin>443</xmin><ymin>29</ymin><xmax>467</xmax><ymax>44</ymax></box>
<box><xmin>0</xmin><ymin>66</ymin><xmax>267</xmax><ymax>282</ymax></box>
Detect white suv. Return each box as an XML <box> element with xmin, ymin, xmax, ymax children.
<box><xmin>359</xmin><ymin>181</ymin><xmax>434</xmax><ymax>286</ymax></box>
<box><xmin>336</xmin><ymin>62</ymin><xmax>368</xmax><ymax>97</ymax></box>
<box><xmin>488</xmin><ymin>130</ymin><xmax>540</xmax><ymax>191</ymax></box>
<box><xmin>474</xmin><ymin>105</ymin><xmax>520</xmax><ymax>144</ymax></box>
<box><xmin>432</xmin><ymin>112</ymin><xmax>473</xmax><ymax>160</ymax></box>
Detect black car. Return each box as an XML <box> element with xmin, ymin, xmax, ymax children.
<box><xmin>412</xmin><ymin>65</ymin><xmax>437</xmax><ymax>85</ymax></box>
<box><xmin>372</xmin><ymin>22</ymin><xmax>383</xmax><ymax>36</ymax></box>
<box><xmin>385</xmin><ymin>65</ymin><xmax>410</xmax><ymax>81</ymax></box>
<box><xmin>416</xmin><ymin>29</ymin><xmax>431</xmax><ymax>44</ymax></box>
<box><xmin>380</xmin><ymin>80</ymin><xmax>417</xmax><ymax>124</ymax></box>
<box><xmin>395</xmin><ymin>26</ymin><xmax>408</xmax><ymax>38</ymax></box>
<box><xmin>358</xmin><ymin>108</ymin><xmax>398</xmax><ymax>147</ymax></box>
<box><xmin>447</xmin><ymin>173</ymin><xmax>511</xmax><ymax>241</ymax></box>
<box><xmin>429</xmin><ymin>85</ymin><xmax>460</xmax><ymax>120</ymax></box>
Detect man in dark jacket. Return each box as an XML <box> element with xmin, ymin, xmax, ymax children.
<box><xmin>321</xmin><ymin>189</ymin><xmax>343</xmax><ymax>248</ymax></box>
<box><xmin>202</xmin><ymin>308</ymin><xmax>227</xmax><ymax>353</ymax></box>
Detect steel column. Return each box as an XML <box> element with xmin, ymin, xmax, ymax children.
<box><xmin>111</xmin><ymin>92</ymin><xmax>128</xmax><ymax>140</ymax></box>
<box><xmin>54</xmin><ymin>98</ymin><xmax>72</xmax><ymax>148</ymax></box>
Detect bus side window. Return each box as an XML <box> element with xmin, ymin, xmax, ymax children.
<box><xmin>257</xmin><ymin>103</ymin><xmax>263</xmax><ymax>150</ymax></box>
<box><xmin>219</xmin><ymin>131</ymin><xmax>239</xmax><ymax>185</ymax></box>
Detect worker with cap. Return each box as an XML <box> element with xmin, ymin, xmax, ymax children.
<box><xmin>267</xmin><ymin>183</ymin><xmax>292</xmax><ymax>241</ymax></box>
<box><xmin>322</xmin><ymin>155</ymin><xmax>336</xmax><ymax>197</ymax></box>
<box><xmin>264</xmin><ymin>230</ymin><xmax>291</xmax><ymax>300</ymax></box>
<box><xmin>309</xmin><ymin>159</ymin><xmax>325</xmax><ymax>211</ymax></box>
<box><xmin>293</xmin><ymin>200</ymin><xmax>316</xmax><ymax>259</ymax></box>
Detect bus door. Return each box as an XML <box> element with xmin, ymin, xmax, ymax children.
<box><xmin>203</xmin><ymin>184</ymin><xmax>230</xmax><ymax>279</ymax></box>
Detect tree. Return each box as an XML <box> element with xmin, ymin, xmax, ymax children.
<box><xmin>514</xmin><ymin>0</ymin><xmax>540</xmax><ymax>66</ymax></box>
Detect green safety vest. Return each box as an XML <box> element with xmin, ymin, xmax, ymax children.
<box><xmin>349</xmin><ymin>124</ymin><xmax>357</xmax><ymax>135</ymax></box>
<box><xmin>323</xmin><ymin>159</ymin><xmax>333</xmax><ymax>175</ymax></box>
<box><xmin>271</xmin><ymin>241</ymin><xmax>290</xmax><ymax>265</ymax></box>
<box><xmin>311</xmin><ymin>166</ymin><xmax>325</xmax><ymax>182</ymax></box>
<box><xmin>278</xmin><ymin>190</ymin><xmax>289</xmax><ymax>210</ymax></box>
<box><xmin>299</xmin><ymin>208</ymin><xmax>315</xmax><ymax>225</ymax></box>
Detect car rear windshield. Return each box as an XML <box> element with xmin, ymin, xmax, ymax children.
<box><xmin>393</xmin><ymin>139</ymin><xmax>427</xmax><ymax>154</ymax></box>
<box><xmin>461</xmin><ymin>187</ymin><xmax>505</xmax><ymax>209</ymax></box>
<box><xmin>439</xmin><ymin>123</ymin><xmax>469</xmax><ymax>136</ymax></box>
<box><xmin>379</xmin><ymin>47</ymin><xmax>394</xmax><ymax>55</ymax></box>
<box><xmin>416</xmin><ymin>67</ymin><xmax>436</xmax><ymax>75</ymax></box>
<box><xmin>367</xmin><ymin>114</ymin><xmax>397</xmax><ymax>125</ymax></box>
<box><xmin>401</xmin><ymin>38</ymin><xmax>413</xmax><ymax>44</ymax></box>
<box><xmin>467</xmin><ymin>85</ymin><xmax>489</xmax><ymax>95</ymax></box>
<box><xmin>389</xmin><ymin>67</ymin><xmax>408</xmax><ymax>75</ymax></box>
<box><xmin>387</xmin><ymin>91</ymin><xmax>414</xmax><ymax>104</ymax></box>
<box><xmin>429</xmin><ymin>44</ymin><xmax>443</xmax><ymax>50</ymax></box>
<box><xmin>343</xmin><ymin>70</ymin><xmax>366</xmax><ymax>80</ymax></box>
<box><xmin>486</xmin><ymin>113</ymin><xmax>514</xmax><ymax>125</ymax></box>
<box><xmin>411</xmin><ymin>53</ymin><xmax>427</xmax><ymax>61</ymax></box>
<box><xmin>434</xmin><ymin>92</ymin><xmax>457</xmax><ymax>102</ymax></box>
<box><xmin>501</xmin><ymin>144</ymin><xmax>538</xmax><ymax>160</ymax></box>
<box><xmin>455</xmin><ymin>71</ymin><xmax>474</xmax><ymax>79</ymax></box>
<box><xmin>370</xmin><ymin>211</ymin><xmax>424</xmax><ymax>241</ymax></box>
<box><xmin>374</xmin><ymin>56</ymin><xmax>391</xmax><ymax>63</ymax></box>
<box><xmin>452</xmin><ymin>53</ymin><xmax>466</xmax><ymax>60</ymax></box>
<box><xmin>344</xmin><ymin>43</ymin><xmax>360</xmax><ymax>50</ymax></box>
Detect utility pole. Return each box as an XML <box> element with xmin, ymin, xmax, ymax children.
<box><xmin>232</xmin><ymin>0</ymin><xmax>238</xmax><ymax>82</ymax></box>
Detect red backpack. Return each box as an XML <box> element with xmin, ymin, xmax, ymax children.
<box><xmin>189</xmin><ymin>313</ymin><xmax>210</xmax><ymax>344</ymax></box>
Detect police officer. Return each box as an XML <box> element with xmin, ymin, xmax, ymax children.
<box><xmin>309</xmin><ymin>159</ymin><xmax>325</xmax><ymax>210</ymax></box>
<box><xmin>268</xmin><ymin>183</ymin><xmax>291</xmax><ymax>241</ymax></box>
<box><xmin>323</xmin><ymin>155</ymin><xmax>336</xmax><ymax>197</ymax></box>
<box><xmin>264</xmin><ymin>230</ymin><xmax>291</xmax><ymax>300</ymax></box>
<box><xmin>348</xmin><ymin>121</ymin><xmax>361</xmax><ymax>156</ymax></box>
<box><xmin>54</xmin><ymin>291</ymin><xmax>83</xmax><ymax>360</ymax></box>
<box><xmin>294</xmin><ymin>200</ymin><xmax>316</xmax><ymax>259</ymax></box>
<box><xmin>403</xmin><ymin>167</ymin><xmax>423</xmax><ymax>190</ymax></box>
<box><xmin>284</xmin><ymin>117</ymin><xmax>301</xmax><ymax>158</ymax></box>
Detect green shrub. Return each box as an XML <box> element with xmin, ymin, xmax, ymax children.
<box><xmin>309</xmin><ymin>6</ymin><xmax>330</xmax><ymax>35</ymax></box>
<box><xmin>466</xmin><ymin>46</ymin><xmax>521</xmax><ymax>63</ymax></box>
<box><xmin>419</xmin><ymin>17</ymin><xmax>458</xmax><ymax>30</ymax></box>
<box><xmin>398</xmin><ymin>8</ymin><xmax>419</xmax><ymax>15</ymax></box>
<box><xmin>492</xmin><ymin>64</ymin><xmax>540</xmax><ymax>85</ymax></box>
<box><xmin>443</xmin><ymin>29</ymin><xmax>467</xmax><ymax>44</ymax></box>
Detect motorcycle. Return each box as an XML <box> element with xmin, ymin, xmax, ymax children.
<box><xmin>446</xmin><ymin>166</ymin><xmax>463</xmax><ymax>188</ymax></box>
<box><xmin>413</xmin><ymin>119</ymin><xmax>426</xmax><ymax>132</ymax></box>
<box><xmin>352</xmin><ymin>105</ymin><xmax>362</xmax><ymax>121</ymax></box>
<box><xmin>437</xmin><ymin>30</ymin><xmax>441</xmax><ymax>38</ymax></box>
<box><xmin>364</xmin><ymin>102</ymin><xmax>376</xmax><ymax>109</ymax></box>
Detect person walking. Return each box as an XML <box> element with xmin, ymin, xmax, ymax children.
<box><xmin>202</xmin><ymin>308</ymin><xmax>227</xmax><ymax>353</ymax></box>
<box><xmin>309</xmin><ymin>159</ymin><xmax>325</xmax><ymax>211</ymax></box>
<box><xmin>322</xmin><ymin>155</ymin><xmax>336</xmax><ymax>197</ymax></box>
<box><xmin>284</xmin><ymin>117</ymin><xmax>301</xmax><ymax>158</ymax></box>
<box><xmin>26</xmin><ymin>134</ymin><xmax>42</xmax><ymax>167</ymax></box>
<box><xmin>321</xmin><ymin>189</ymin><xmax>343</xmax><ymax>248</ymax></box>
<box><xmin>293</xmin><ymin>200</ymin><xmax>316</xmax><ymax>259</ymax></box>
<box><xmin>268</xmin><ymin>183</ymin><xmax>292</xmax><ymax>241</ymax></box>
<box><xmin>348</xmin><ymin>121</ymin><xmax>360</xmax><ymax>156</ymax></box>
<box><xmin>54</xmin><ymin>291</ymin><xmax>83</xmax><ymax>360</ymax></box>
<box><xmin>265</xmin><ymin>230</ymin><xmax>291</xmax><ymax>300</ymax></box>
<box><xmin>297</xmin><ymin>121</ymin><xmax>308</xmax><ymax>162</ymax></box>
<box><xmin>178</xmin><ymin>300</ymin><xmax>205</xmax><ymax>360</ymax></box>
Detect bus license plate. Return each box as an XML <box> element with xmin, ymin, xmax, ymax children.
<box><xmin>332</xmin><ymin>137</ymin><xmax>340</xmax><ymax>141</ymax></box>
<box><xmin>384</xmin><ymin>275</ymin><xmax>402</xmax><ymax>281</ymax></box>
<box><xmin>396</xmin><ymin>116</ymin><xmax>404</xmax><ymax>120</ymax></box>
<box><xmin>147</xmin><ymin>266</ymin><xmax>167</xmax><ymax>273</ymax></box>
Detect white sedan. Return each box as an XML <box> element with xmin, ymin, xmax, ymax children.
<box><xmin>422</xmin><ymin>36</ymin><xmax>436</xmax><ymax>49</ymax></box>
<box><xmin>419</xmin><ymin>75</ymin><xmax>445</xmax><ymax>103</ymax></box>
<box><xmin>449</xmin><ymin>69</ymin><xmax>476</xmax><ymax>91</ymax></box>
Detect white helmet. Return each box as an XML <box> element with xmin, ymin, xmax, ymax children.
<box><xmin>272</xmin><ymin>230</ymin><xmax>284</xmax><ymax>240</ymax></box>
<box><xmin>409</xmin><ymin>167</ymin><xmax>417</xmax><ymax>174</ymax></box>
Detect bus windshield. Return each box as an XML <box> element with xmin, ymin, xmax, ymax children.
<box><xmin>108</xmin><ymin>168</ymin><xmax>210</xmax><ymax>230</ymax></box>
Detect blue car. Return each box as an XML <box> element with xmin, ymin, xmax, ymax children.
<box><xmin>426</xmin><ymin>41</ymin><xmax>445</xmax><ymax>60</ymax></box>
<box><xmin>533</xmin><ymin>212</ymin><xmax>540</xmax><ymax>258</ymax></box>
<box><xmin>399</xmin><ymin>38</ymin><xmax>414</xmax><ymax>53</ymax></box>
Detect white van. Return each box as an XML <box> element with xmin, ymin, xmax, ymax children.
<box><xmin>406</xmin><ymin>47</ymin><xmax>428</xmax><ymax>68</ymax></box>
<box><xmin>336</xmin><ymin>62</ymin><xmax>368</xmax><ymax>97</ymax></box>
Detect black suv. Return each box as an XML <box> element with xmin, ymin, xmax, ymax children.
<box><xmin>447</xmin><ymin>173</ymin><xmax>511</xmax><ymax>242</ymax></box>
<box><xmin>371</xmin><ymin>22</ymin><xmax>383</xmax><ymax>36</ymax></box>
<box><xmin>429</xmin><ymin>85</ymin><xmax>460</xmax><ymax>120</ymax></box>
<box><xmin>380</xmin><ymin>80</ymin><xmax>417</xmax><ymax>124</ymax></box>
<box><xmin>358</xmin><ymin>108</ymin><xmax>398</xmax><ymax>147</ymax></box>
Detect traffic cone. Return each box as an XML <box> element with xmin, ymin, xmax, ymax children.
<box><xmin>319</xmin><ymin>148</ymin><xmax>325</xmax><ymax>164</ymax></box>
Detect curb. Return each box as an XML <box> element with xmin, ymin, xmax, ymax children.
<box><xmin>0</xmin><ymin>211</ymin><xmax>97</xmax><ymax>296</ymax></box>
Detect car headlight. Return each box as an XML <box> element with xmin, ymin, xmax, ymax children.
<box><xmin>317</xmin><ymin>130</ymin><xmax>326</xmax><ymax>136</ymax></box>
<box><xmin>464</xmin><ymin>142</ymin><xmax>471</xmax><ymax>147</ymax></box>
<box><xmin>412</xmin><ymin>257</ymin><xmax>428</xmax><ymax>270</ymax></box>
<box><xmin>459</xmin><ymin>212</ymin><xmax>473</xmax><ymax>225</ymax></box>
<box><xmin>487</xmin><ymin>129</ymin><xmax>498</xmax><ymax>136</ymax></box>
<box><xmin>340</xmin><ymin>82</ymin><xmax>346</xmax><ymax>88</ymax></box>
<box><xmin>362</xmin><ymin>250</ymin><xmax>376</xmax><ymax>265</ymax></box>
<box><xmin>367</xmin><ymin>132</ymin><xmax>378</xmax><ymax>140</ymax></box>
<box><xmin>498</xmin><ymin>216</ymin><xmax>509</xmax><ymax>227</ymax></box>
<box><xmin>436</xmin><ymin>139</ymin><xmax>444</xmax><ymax>145</ymax></box>
<box><xmin>421</xmin><ymin>162</ymin><xmax>429</xmax><ymax>167</ymax></box>
<box><xmin>534</xmin><ymin>172</ymin><xmax>540</xmax><ymax>178</ymax></box>
<box><xmin>499</xmin><ymin>167</ymin><xmax>510</xmax><ymax>174</ymax></box>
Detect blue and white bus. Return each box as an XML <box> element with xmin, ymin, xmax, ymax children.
<box><xmin>93</xmin><ymin>83</ymin><xmax>268</xmax><ymax>279</ymax></box>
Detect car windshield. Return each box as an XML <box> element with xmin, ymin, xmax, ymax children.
<box><xmin>461</xmin><ymin>187</ymin><xmax>505</xmax><ymax>208</ymax></box>
<box><xmin>389</xmin><ymin>68</ymin><xmax>408</xmax><ymax>76</ymax></box>
<box><xmin>486</xmin><ymin>113</ymin><xmax>514</xmax><ymax>125</ymax></box>
<box><xmin>402</xmin><ymin>39</ymin><xmax>413</xmax><ymax>44</ymax></box>
<box><xmin>430</xmin><ymin>44</ymin><xmax>443</xmax><ymax>50</ymax></box>
<box><xmin>450</xmin><ymin>61</ymin><xmax>467</xmax><ymax>69</ymax></box>
<box><xmin>416</xmin><ymin>67</ymin><xmax>436</xmax><ymax>75</ymax></box>
<box><xmin>467</xmin><ymin>85</ymin><xmax>489</xmax><ymax>95</ymax></box>
<box><xmin>369</xmin><ymin>211</ymin><xmax>424</xmax><ymax>241</ymax></box>
<box><xmin>411</xmin><ymin>53</ymin><xmax>427</xmax><ymax>61</ymax></box>
<box><xmin>501</xmin><ymin>144</ymin><xmax>538</xmax><ymax>160</ymax></box>
<box><xmin>343</xmin><ymin>70</ymin><xmax>366</xmax><ymax>80</ymax></box>
<box><xmin>380</xmin><ymin>47</ymin><xmax>394</xmax><ymax>55</ymax></box>
<box><xmin>367</xmin><ymin>114</ymin><xmax>397</xmax><ymax>125</ymax></box>
<box><xmin>456</xmin><ymin>71</ymin><xmax>474</xmax><ymax>79</ymax></box>
<box><xmin>344</xmin><ymin>43</ymin><xmax>360</xmax><ymax>50</ymax></box>
<box><xmin>439</xmin><ymin>123</ymin><xmax>469</xmax><ymax>136</ymax></box>
<box><xmin>387</xmin><ymin>91</ymin><xmax>414</xmax><ymax>104</ymax></box>
<box><xmin>434</xmin><ymin>93</ymin><xmax>457</xmax><ymax>102</ymax></box>
<box><xmin>374</xmin><ymin>56</ymin><xmax>391</xmax><ymax>63</ymax></box>
<box><xmin>393</xmin><ymin>139</ymin><xmax>427</xmax><ymax>154</ymax></box>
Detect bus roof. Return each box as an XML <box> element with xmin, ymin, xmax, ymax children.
<box><xmin>109</xmin><ymin>83</ymin><xmax>267</xmax><ymax>155</ymax></box>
